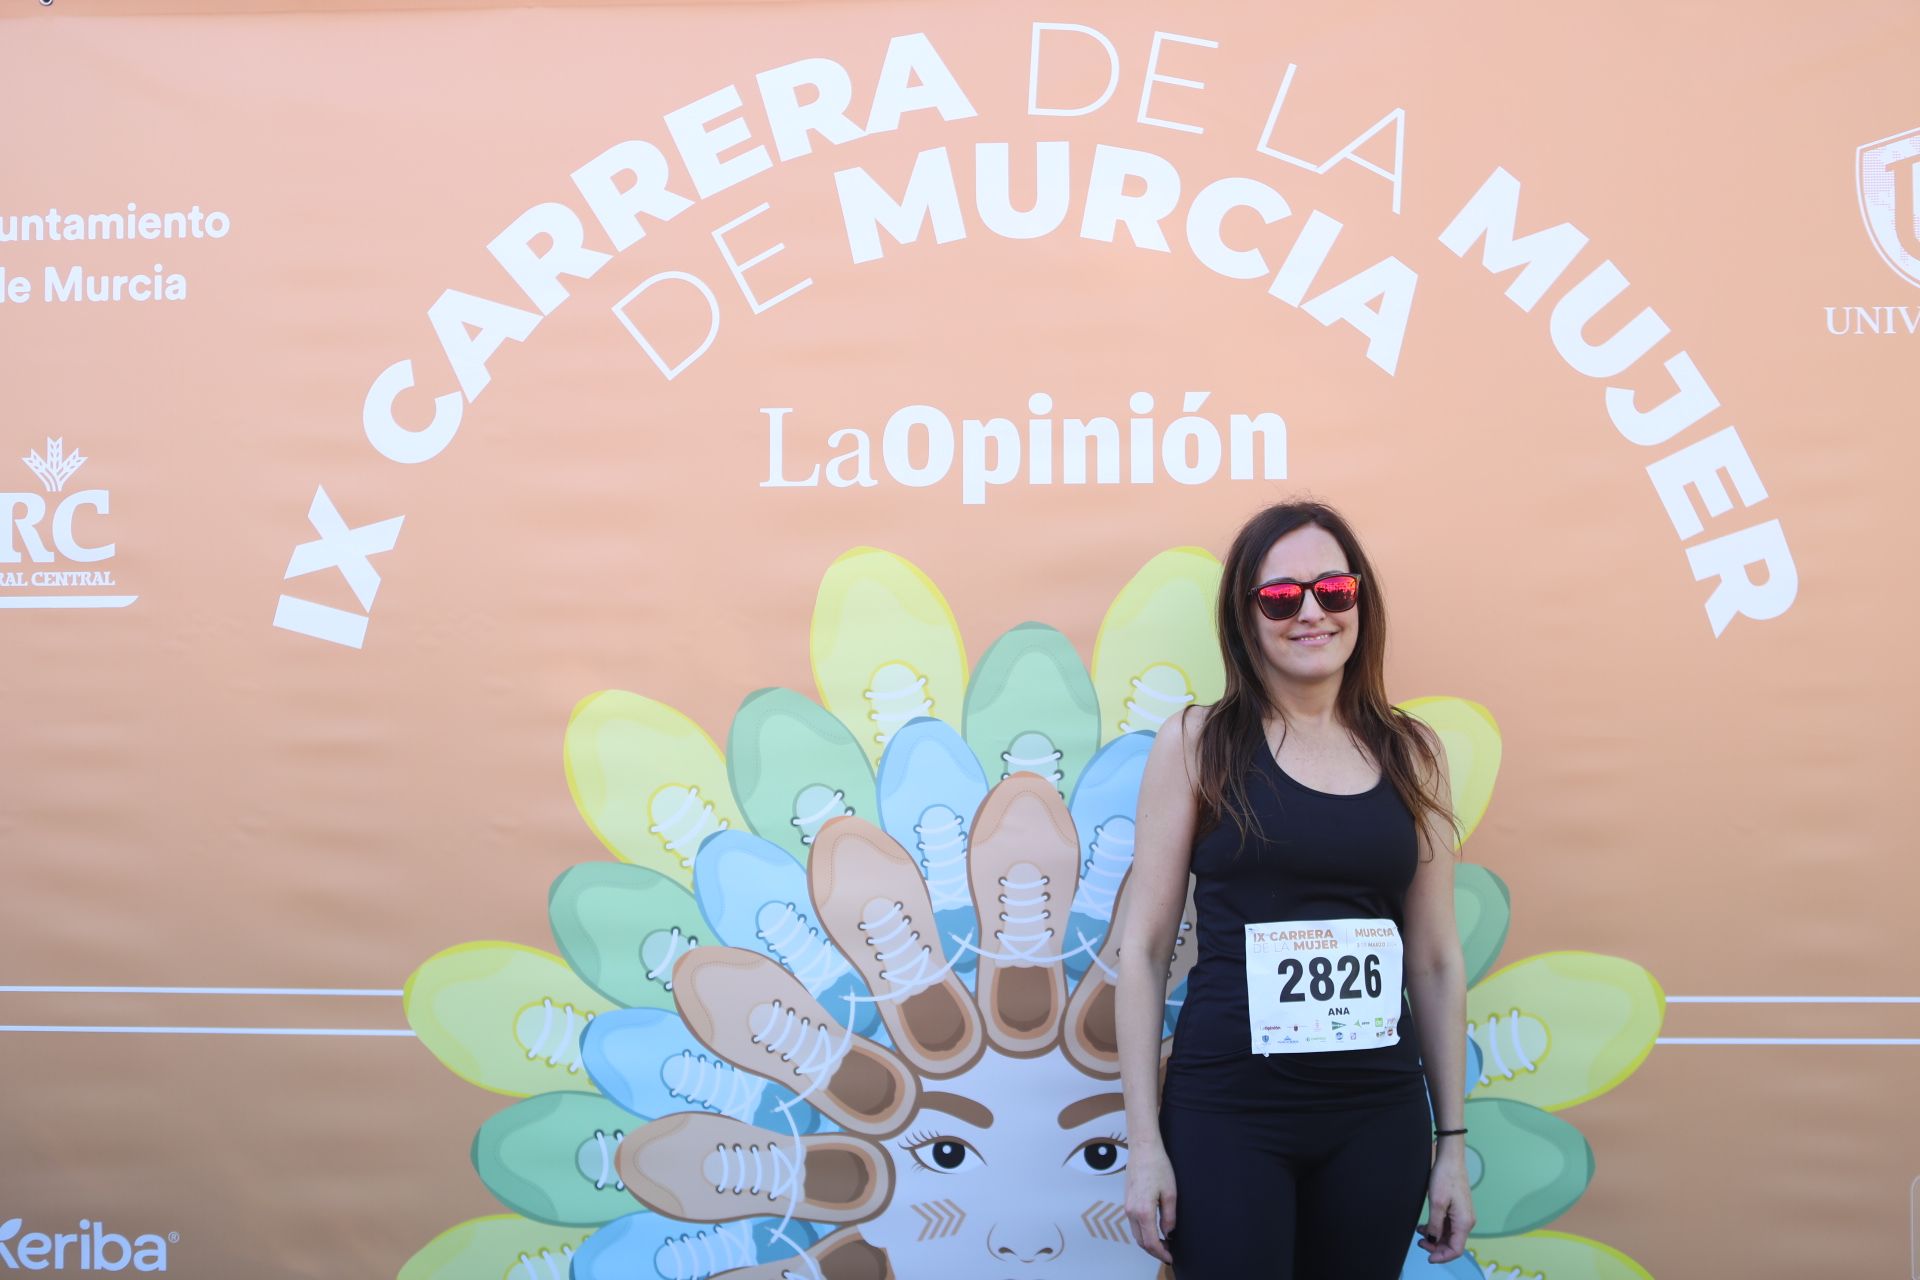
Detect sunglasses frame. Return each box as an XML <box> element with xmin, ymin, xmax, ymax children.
<box><xmin>1247</xmin><ymin>570</ymin><xmax>1364</xmax><ymax>622</ymax></box>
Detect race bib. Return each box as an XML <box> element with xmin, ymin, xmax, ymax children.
<box><xmin>1244</xmin><ymin>917</ymin><xmax>1404</xmax><ymax>1055</ymax></box>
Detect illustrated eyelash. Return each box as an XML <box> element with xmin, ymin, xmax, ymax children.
<box><xmin>897</xmin><ymin>1128</ymin><xmax>942</xmax><ymax>1150</ymax></box>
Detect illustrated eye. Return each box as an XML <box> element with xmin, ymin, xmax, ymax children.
<box><xmin>1068</xmin><ymin>1137</ymin><xmax>1128</xmax><ymax>1174</ymax></box>
<box><xmin>904</xmin><ymin>1135</ymin><xmax>980</xmax><ymax>1173</ymax></box>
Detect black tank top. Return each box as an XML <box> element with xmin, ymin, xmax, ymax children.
<box><xmin>1162</xmin><ymin>721</ymin><xmax>1428</xmax><ymax>1112</ymax></box>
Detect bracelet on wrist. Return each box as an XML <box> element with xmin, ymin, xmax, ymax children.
<box><xmin>1433</xmin><ymin>1127</ymin><xmax>1467</xmax><ymax>1137</ymax></box>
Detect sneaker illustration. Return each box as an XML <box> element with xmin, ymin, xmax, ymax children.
<box><xmin>809</xmin><ymin>814</ymin><xmax>983</xmax><ymax>1078</ymax></box>
<box><xmin>1089</xmin><ymin>548</ymin><xmax>1223</xmax><ymax>739</ymax></box>
<box><xmin>581</xmin><ymin>1005</ymin><xmax>822</xmax><ymax>1135</ymax></box>
<box><xmin>1455</xmin><ymin>862</ymin><xmax>1513</xmax><ymax>986</ymax></box>
<box><xmin>570</xmin><ymin>1209</ymin><xmax>822</xmax><ymax>1280</ymax></box>
<box><xmin>1061</xmin><ymin>868</ymin><xmax>1198</xmax><ymax>1078</ymax></box>
<box><xmin>810</xmin><ymin>548</ymin><xmax>968</xmax><ymax>766</ymax></box>
<box><xmin>727</xmin><ymin>688</ymin><xmax>878</xmax><ymax>860</ymax></box>
<box><xmin>618</xmin><ymin>1112</ymin><xmax>892</xmax><ymax>1224</ymax></box>
<box><xmin>565</xmin><ymin>690</ymin><xmax>745</xmax><ymax>890</ymax></box>
<box><xmin>1452</xmin><ymin>1227</ymin><xmax>1655</xmax><ymax>1280</ymax></box>
<box><xmin>1457</xmin><ymin>1097</ymin><xmax>1592</xmax><ymax>1236</ymax></box>
<box><xmin>967</xmin><ymin>773</ymin><xmax>1080</xmax><ymax>1056</ymax></box>
<box><xmin>550</xmin><ymin>862</ymin><xmax>708</xmax><ymax>1013</ymax></box>
<box><xmin>1399</xmin><ymin>695</ymin><xmax>1502</xmax><ymax>845</ymax></box>
<box><xmin>398</xmin><ymin>1214</ymin><xmax>592</xmax><ymax>1280</ymax></box>
<box><xmin>471</xmin><ymin>1090</ymin><xmax>645</xmax><ymax>1226</ymax></box>
<box><xmin>1467</xmin><ymin>952</ymin><xmax>1664</xmax><ymax>1111</ymax></box>
<box><xmin>872</xmin><ymin>716</ymin><xmax>989</xmax><ymax>981</ymax></box>
<box><xmin>708</xmin><ymin>1227</ymin><xmax>895</xmax><ymax>1280</ymax></box>
<box><xmin>672</xmin><ymin>946</ymin><xmax>917</xmax><ymax>1137</ymax></box>
<box><xmin>962</xmin><ymin>623</ymin><xmax>1100</xmax><ymax>795</ymax></box>
<box><xmin>405</xmin><ymin>941</ymin><xmax>612</xmax><ymax>1096</ymax></box>
<box><xmin>693</xmin><ymin>829</ymin><xmax>880</xmax><ymax>1037</ymax></box>
<box><xmin>1062</xmin><ymin>732</ymin><xmax>1153</xmax><ymax>981</ymax></box>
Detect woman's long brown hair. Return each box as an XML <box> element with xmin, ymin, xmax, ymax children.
<box><xmin>1192</xmin><ymin>501</ymin><xmax>1458</xmax><ymax>858</ymax></box>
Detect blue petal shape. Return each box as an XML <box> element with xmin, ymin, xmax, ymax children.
<box><xmin>581</xmin><ymin>1006</ymin><xmax>821</xmax><ymax>1135</ymax></box>
<box><xmin>874</xmin><ymin>717</ymin><xmax>989</xmax><ymax>984</ymax></box>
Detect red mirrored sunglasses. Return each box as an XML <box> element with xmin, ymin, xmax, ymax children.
<box><xmin>1249</xmin><ymin>571</ymin><xmax>1362</xmax><ymax>621</ymax></box>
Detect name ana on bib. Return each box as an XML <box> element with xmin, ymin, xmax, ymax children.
<box><xmin>1244</xmin><ymin>917</ymin><xmax>1404</xmax><ymax>1055</ymax></box>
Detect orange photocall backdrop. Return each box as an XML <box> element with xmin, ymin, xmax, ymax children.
<box><xmin>1</xmin><ymin>2</ymin><xmax>1916</xmax><ymax>1277</ymax></box>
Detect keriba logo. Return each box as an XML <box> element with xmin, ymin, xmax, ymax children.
<box><xmin>0</xmin><ymin>1218</ymin><xmax>173</xmax><ymax>1273</ymax></box>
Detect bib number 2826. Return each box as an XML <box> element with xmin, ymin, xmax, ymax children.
<box><xmin>1244</xmin><ymin>917</ymin><xmax>1403</xmax><ymax>1055</ymax></box>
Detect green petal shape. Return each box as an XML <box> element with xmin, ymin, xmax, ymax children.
<box><xmin>1468</xmin><ymin>951</ymin><xmax>1665</xmax><ymax>1111</ymax></box>
<box><xmin>405</xmin><ymin>942</ymin><xmax>610</xmax><ymax>1097</ymax></box>
<box><xmin>728</xmin><ymin>687</ymin><xmax>877</xmax><ymax>860</ymax></box>
<box><xmin>399</xmin><ymin>1214</ymin><xmax>594</xmax><ymax>1280</ymax></box>
<box><xmin>811</xmin><ymin>547</ymin><xmax>968</xmax><ymax>766</ymax></box>
<box><xmin>1399</xmin><ymin>696</ymin><xmax>1501</xmax><ymax>845</ymax></box>
<box><xmin>1468</xmin><ymin>1228</ymin><xmax>1655</xmax><ymax>1280</ymax></box>
<box><xmin>564</xmin><ymin>690</ymin><xmax>744</xmax><ymax>890</ymax></box>
<box><xmin>550</xmin><ymin>862</ymin><xmax>708</xmax><ymax>1011</ymax></box>
<box><xmin>963</xmin><ymin>623</ymin><xmax>1101</xmax><ymax>795</ymax></box>
<box><xmin>473</xmin><ymin>1091</ymin><xmax>644</xmax><ymax>1226</ymax></box>
<box><xmin>1457</xmin><ymin>863</ymin><xmax>1512</xmax><ymax>986</ymax></box>
<box><xmin>1091</xmin><ymin>548</ymin><xmax>1224</xmax><ymax>741</ymax></box>
<box><xmin>1460</xmin><ymin>1098</ymin><xmax>1592</xmax><ymax>1236</ymax></box>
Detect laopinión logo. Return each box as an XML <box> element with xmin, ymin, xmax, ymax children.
<box><xmin>0</xmin><ymin>439</ymin><xmax>135</xmax><ymax>609</ymax></box>
<box><xmin>0</xmin><ymin>1218</ymin><xmax>174</xmax><ymax>1273</ymax></box>
<box><xmin>1826</xmin><ymin>125</ymin><xmax>1920</xmax><ymax>335</ymax></box>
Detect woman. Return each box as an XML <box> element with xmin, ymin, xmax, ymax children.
<box><xmin>1117</xmin><ymin>500</ymin><xmax>1475</xmax><ymax>1278</ymax></box>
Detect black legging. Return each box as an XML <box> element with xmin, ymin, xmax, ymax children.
<box><xmin>1158</xmin><ymin>1090</ymin><xmax>1431</xmax><ymax>1279</ymax></box>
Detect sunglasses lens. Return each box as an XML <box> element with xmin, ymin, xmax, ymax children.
<box><xmin>1313</xmin><ymin>574</ymin><xmax>1360</xmax><ymax>612</ymax></box>
<box><xmin>1255</xmin><ymin>584</ymin><xmax>1304</xmax><ymax>620</ymax></box>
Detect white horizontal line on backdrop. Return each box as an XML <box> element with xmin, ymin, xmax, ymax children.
<box><xmin>0</xmin><ymin>1025</ymin><xmax>415</xmax><ymax>1036</ymax></box>
<box><xmin>1656</xmin><ymin>1037</ymin><xmax>1920</xmax><ymax>1046</ymax></box>
<box><xmin>0</xmin><ymin>986</ymin><xmax>405</xmax><ymax>997</ymax></box>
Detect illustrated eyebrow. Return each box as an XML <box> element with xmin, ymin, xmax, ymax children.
<box><xmin>1057</xmin><ymin>1094</ymin><xmax>1125</xmax><ymax>1129</ymax></box>
<box><xmin>919</xmin><ymin>1092</ymin><xmax>994</xmax><ymax>1128</ymax></box>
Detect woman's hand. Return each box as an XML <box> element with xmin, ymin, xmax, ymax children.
<box><xmin>1416</xmin><ymin>1147</ymin><xmax>1475</xmax><ymax>1264</ymax></box>
<box><xmin>1123</xmin><ymin>1141</ymin><xmax>1178</xmax><ymax>1264</ymax></box>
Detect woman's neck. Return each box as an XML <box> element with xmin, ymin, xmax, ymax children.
<box><xmin>1259</xmin><ymin>671</ymin><xmax>1344</xmax><ymax>729</ymax></box>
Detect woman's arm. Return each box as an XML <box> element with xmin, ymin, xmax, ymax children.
<box><xmin>1402</xmin><ymin>721</ymin><xmax>1476</xmax><ymax>1263</ymax></box>
<box><xmin>1117</xmin><ymin>707</ymin><xmax>1204</xmax><ymax>1265</ymax></box>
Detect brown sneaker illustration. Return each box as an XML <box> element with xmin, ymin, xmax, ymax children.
<box><xmin>966</xmin><ymin>773</ymin><xmax>1080</xmax><ymax>1056</ymax></box>
<box><xmin>810</xmin><ymin>815</ymin><xmax>984</xmax><ymax>1079</ymax></box>
<box><xmin>715</xmin><ymin>1228</ymin><xmax>894</xmax><ymax>1280</ymax></box>
<box><xmin>673</xmin><ymin>946</ymin><xmax>916</xmax><ymax>1137</ymax></box>
<box><xmin>1063</xmin><ymin>868</ymin><xmax>1198</xmax><ymax>1078</ymax></box>
<box><xmin>617</xmin><ymin>1112</ymin><xmax>891</xmax><ymax>1223</ymax></box>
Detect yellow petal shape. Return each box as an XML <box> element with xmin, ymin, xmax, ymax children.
<box><xmin>1091</xmin><ymin>548</ymin><xmax>1224</xmax><ymax>742</ymax></box>
<box><xmin>1469</xmin><ymin>1228</ymin><xmax>1655</xmax><ymax>1280</ymax></box>
<box><xmin>810</xmin><ymin>547</ymin><xmax>968</xmax><ymax>766</ymax></box>
<box><xmin>565</xmin><ymin>690</ymin><xmax>744</xmax><ymax>890</ymax></box>
<box><xmin>1399</xmin><ymin>696</ymin><xmax>1502</xmax><ymax>845</ymax></box>
<box><xmin>404</xmin><ymin>941</ymin><xmax>613</xmax><ymax>1097</ymax></box>
<box><xmin>1467</xmin><ymin>951</ymin><xmax>1665</xmax><ymax>1112</ymax></box>
<box><xmin>399</xmin><ymin>1214</ymin><xmax>595</xmax><ymax>1280</ymax></box>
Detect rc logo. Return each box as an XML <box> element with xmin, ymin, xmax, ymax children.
<box><xmin>0</xmin><ymin>439</ymin><xmax>136</xmax><ymax>609</ymax></box>
<box><xmin>1858</xmin><ymin>126</ymin><xmax>1920</xmax><ymax>288</ymax></box>
<box><xmin>0</xmin><ymin>1218</ymin><xmax>173</xmax><ymax>1272</ymax></box>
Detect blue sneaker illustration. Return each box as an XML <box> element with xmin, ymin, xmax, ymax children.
<box><xmin>571</xmin><ymin>1210</ymin><xmax>820</xmax><ymax>1280</ymax></box>
<box><xmin>692</xmin><ymin>829</ymin><xmax>880</xmax><ymax>1036</ymax></box>
<box><xmin>873</xmin><ymin>716</ymin><xmax>989</xmax><ymax>982</ymax></box>
<box><xmin>580</xmin><ymin>1005</ymin><xmax>822</xmax><ymax>1135</ymax></box>
<box><xmin>1063</xmin><ymin>732</ymin><xmax>1152</xmax><ymax>981</ymax></box>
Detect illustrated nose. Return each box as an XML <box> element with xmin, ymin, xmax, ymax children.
<box><xmin>988</xmin><ymin>1221</ymin><xmax>1066</xmax><ymax>1263</ymax></box>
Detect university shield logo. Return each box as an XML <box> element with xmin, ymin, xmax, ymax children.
<box><xmin>1857</xmin><ymin>126</ymin><xmax>1920</xmax><ymax>287</ymax></box>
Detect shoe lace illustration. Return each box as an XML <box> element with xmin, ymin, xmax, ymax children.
<box><xmin>913</xmin><ymin>805</ymin><xmax>971</xmax><ymax>911</ymax></box>
<box><xmin>709</xmin><ymin>1138</ymin><xmax>801</xmax><ymax>1202</ymax></box>
<box><xmin>749</xmin><ymin>998</ymin><xmax>846</xmax><ymax>1081</ymax></box>
<box><xmin>664</xmin><ymin>1049</ymin><xmax>767</xmax><ymax>1124</ymax></box>
<box><xmin>790</xmin><ymin>783</ymin><xmax>854</xmax><ymax>846</ymax></box>
<box><xmin>993</xmin><ymin>864</ymin><xmax>1055</xmax><ymax>961</ymax></box>
<box><xmin>649</xmin><ymin>783</ymin><xmax>728</xmax><ymax>869</ymax></box>
<box><xmin>1467</xmin><ymin>1008</ymin><xmax>1539</xmax><ymax>1083</ymax></box>
<box><xmin>1074</xmin><ymin>817</ymin><xmax>1134</xmax><ymax>925</ymax></box>
<box><xmin>863</xmin><ymin>661</ymin><xmax>933</xmax><ymax>745</ymax></box>
<box><xmin>860</xmin><ymin>898</ymin><xmax>939</xmax><ymax>993</ymax></box>
<box><xmin>575</xmin><ymin>1127</ymin><xmax>627</xmax><ymax>1192</ymax></box>
<box><xmin>1119</xmin><ymin>662</ymin><xmax>1195</xmax><ymax>734</ymax></box>
<box><xmin>510</xmin><ymin>1244</ymin><xmax>575</xmax><ymax>1280</ymax></box>
<box><xmin>1000</xmin><ymin>730</ymin><xmax>1064</xmax><ymax>786</ymax></box>
<box><xmin>513</xmin><ymin>997</ymin><xmax>590</xmax><ymax>1073</ymax></box>
<box><xmin>641</xmin><ymin>926</ymin><xmax>700</xmax><ymax>988</ymax></box>
<box><xmin>757</xmin><ymin>900</ymin><xmax>853</xmax><ymax>994</ymax></box>
<box><xmin>653</xmin><ymin>1221</ymin><xmax>760</xmax><ymax>1280</ymax></box>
